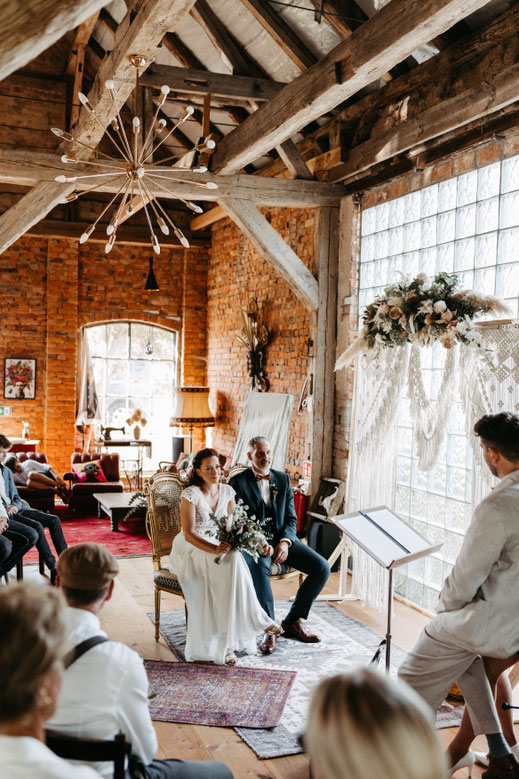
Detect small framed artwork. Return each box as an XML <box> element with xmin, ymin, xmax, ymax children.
<box><xmin>308</xmin><ymin>477</ymin><xmax>345</xmax><ymax>522</ymax></box>
<box><xmin>4</xmin><ymin>358</ymin><xmax>36</xmax><ymax>400</ymax></box>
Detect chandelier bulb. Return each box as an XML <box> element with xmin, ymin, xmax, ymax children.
<box><xmin>105</xmin><ymin>233</ymin><xmax>116</xmax><ymax>254</ymax></box>
<box><xmin>80</xmin><ymin>225</ymin><xmax>95</xmax><ymax>244</ymax></box>
<box><xmin>174</xmin><ymin>228</ymin><xmax>190</xmax><ymax>248</ymax></box>
<box><xmin>192</xmin><ymin>166</ymin><xmax>207</xmax><ymax>174</ymax></box>
<box><xmin>152</xmin><ymin>234</ymin><xmax>160</xmax><ymax>255</ymax></box>
<box><xmin>78</xmin><ymin>92</ymin><xmax>88</xmax><ymax>104</ymax></box>
<box><xmin>186</xmin><ymin>105</ymin><xmax>194</xmax><ymax>115</ymax></box>
<box><xmin>205</xmin><ymin>181</ymin><xmax>218</xmax><ymax>190</ymax></box>
<box><xmin>204</xmin><ymin>138</ymin><xmax>216</xmax><ymax>150</ymax></box>
<box><xmin>106</xmin><ymin>224</ymin><xmax>114</xmax><ymax>236</ymax></box>
<box><xmin>137</xmin><ymin>167</ymin><xmax>145</xmax><ymax>178</ymax></box>
<box><xmin>161</xmin><ymin>85</ymin><xmax>170</xmax><ymax>95</ymax></box>
<box><xmin>55</xmin><ymin>175</ymin><xmax>67</xmax><ymax>183</ymax></box>
<box><xmin>186</xmin><ymin>202</ymin><xmax>203</xmax><ymax>214</ymax></box>
<box><xmin>61</xmin><ymin>154</ymin><xmax>69</xmax><ymax>163</ymax></box>
<box><xmin>157</xmin><ymin>218</ymin><xmax>169</xmax><ymax>235</ymax></box>
<box><xmin>51</xmin><ymin>127</ymin><xmax>64</xmax><ymax>137</ymax></box>
<box><xmin>157</xmin><ymin>118</ymin><xmax>167</xmax><ymax>129</ymax></box>
<box><xmin>126</xmin><ymin>204</ymin><xmax>134</xmax><ymax>215</ymax></box>
<box><xmin>105</xmin><ymin>79</ymin><xmax>115</xmax><ymax>91</ymax></box>
<box><xmin>132</xmin><ymin>117</ymin><xmax>140</xmax><ymax>129</ymax></box>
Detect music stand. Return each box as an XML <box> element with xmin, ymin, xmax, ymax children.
<box><xmin>333</xmin><ymin>506</ymin><xmax>442</xmax><ymax>670</ymax></box>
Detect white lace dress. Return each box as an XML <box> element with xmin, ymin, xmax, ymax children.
<box><xmin>168</xmin><ymin>483</ymin><xmax>274</xmax><ymax>664</ymax></box>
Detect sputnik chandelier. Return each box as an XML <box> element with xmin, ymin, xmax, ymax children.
<box><xmin>51</xmin><ymin>55</ymin><xmax>218</xmax><ymax>254</ymax></box>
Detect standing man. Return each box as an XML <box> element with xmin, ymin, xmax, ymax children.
<box><xmin>49</xmin><ymin>543</ymin><xmax>233</xmax><ymax>779</ymax></box>
<box><xmin>229</xmin><ymin>436</ymin><xmax>329</xmax><ymax>655</ymax></box>
<box><xmin>0</xmin><ymin>434</ymin><xmax>67</xmax><ymax>582</ymax></box>
<box><xmin>399</xmin><ymin>412</ymin><xmax>519</xmax><ymax>779</ymax></box>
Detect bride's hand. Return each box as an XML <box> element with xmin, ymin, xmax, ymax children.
<box><xmin>261</xmin><ymin>541</ymin><xmax>274</xmax><ymax>557</ymax></box>
<box><xmin>216</xmin><ymin>541</ymin><xmax>231</xmax><ymax>554</ymax></box>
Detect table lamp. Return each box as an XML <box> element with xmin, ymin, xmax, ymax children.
<box><xmin>170</xmin><ymin>386</ymin><xmax>215</xmax><ymax>454</ymax></box>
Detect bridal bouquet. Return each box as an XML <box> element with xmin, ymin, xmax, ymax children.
<box><xmin>208</xmin><ymin>500</ymin><xmax>268</xmax><ymax>565</ymax></box>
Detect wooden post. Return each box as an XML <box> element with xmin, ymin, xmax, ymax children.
<box><xmin>310</xmin><ymin>206</ymin><xmax>339</xmax><ymax>497</ymax></box>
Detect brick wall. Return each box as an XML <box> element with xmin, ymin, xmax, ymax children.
<box><xmin>0</xmin><ymin>236</ymin><xmax>208</xmax><ymax>472</ymax></box>
<box><xmin>206</xmin><ymin>207</ymin><xmax>316</xmax><ymax>480</ymax></box>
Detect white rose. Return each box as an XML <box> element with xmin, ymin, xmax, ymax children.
<box><xmin>433</xmin><ymin>300</ymin><xmax>447</xmax><ymax>313</ymax></box>
<box><xmin>416</xmin><ymin>273</ymin><xmax>428</xmax><ymax>283</ymax></box>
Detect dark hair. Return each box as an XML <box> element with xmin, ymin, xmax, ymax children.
<box><xmin>185</xmin><ymin>448</ymin><xmax>219</xmax><ymax>487</ymax></box>
<box><xmin>61</xmin><ymin>584</ymin><xmax>110</xmax><ymax>608</ymax></box>
<box><xmin>0</xmin><ymin>434</ymin><xmax>12</xmax><ymax>450</ymax></box>
<box><xmin>3</xmin><ymin>455</ymin><xmax>17</xmax><ymax>471</ymax></box>
<box><xmin>474</xmin><ymin>412</ymin><xmax>519</xmax><ymax>462</ymax></box>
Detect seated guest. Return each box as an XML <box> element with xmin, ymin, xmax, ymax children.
<box><xmin>0</xmin><ymin>582</ymin><xmax>100</xmax><ymax>778</ymax></box>
<box><xmin>0</xmin><ymin>499</ymin><xmax>38</xmax><ymax>578</ymax></box>
<box><xmin>304</xmin><ymin>668</ymin><xmax>446</xmax><ymax>779</ymax></box>
<box><xmin>5</xmin><ymin>454</ymin><xmax>70</xmax><ymax>501</ymax></box>
<box><xmin>49</xmin><ymin>542</ymin><xmax>233</xmax><ymax>779</ymax></box>
<box><xmin>0</xmin><ymin>435</ymin><xmax>67</xmax><ymax>582</ymax></box>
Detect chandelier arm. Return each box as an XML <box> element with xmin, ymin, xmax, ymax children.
<box><xmin>110</xmin><ymin>182</ymin><xmax>133</xmax><ymax>234</ymax></box>
<box><xmin>63</xmin><ymin>158</ymin><xmax>128</xmax><ymax>171</ymax></box>
<box><xmin>147</xmin><ymin>172</ymin><xmax>214</xmax><ymax>189</ymax></box>
<box><xmin>139</xmin><ymin>103</ymin><xmax>164</xmax><ymax>165</ymax></box>
<box><xmin>140</xmin><ymin>109</ymin><xmax>193</xmax><ymax>164</ymax></box>
<box><xmin>139</xmin><ymin>180</ymin><xmax>163</xmax><ymax>223</ymax></box>
<box><xmin>143</xmin><ymin>176</ymin><xmax>200</xmax><ymax>214</ymax></box>
<box><xmin>106</xmin><ymin>88</ymin><xmax>134</xmax><ymax>162</ymax></box>
<box><xmin>136</xmin><ymin>178</ymin><xmax>158</xmax><ymax>249</ymax></box>
<box><xmin>145</xmin><ymin>187</ymin><xmax>178</xmax><ymax>231</ymax></box>
<box><xmin>64</xmin><ymin>171</ymin><xmax>129</xmax><ymax>182</ymax></box>
<box><xmin>83</xmin><ymin>100</ymin><xmax>132</xmax><ymax>163</ymax></box>
<box><xmin>86</xmin><ymin>177</ymin><xmax>130</xmax><ymax>228</ymax></box>
<box><xmin>59</xmin><ymin>134</ymin><xmax>124</xmax><ymax>163</ymax></box>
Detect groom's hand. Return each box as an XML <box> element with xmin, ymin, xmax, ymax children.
<box><xmin>273</xmin><ymin>541</ymin><xmax>289</xmax><ymax>564</ymax></box>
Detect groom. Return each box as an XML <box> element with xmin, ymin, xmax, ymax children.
<box><xmin>229</xmin><ymin>436</ymin><xmax>330</xmax><ymax>655</ymax></box>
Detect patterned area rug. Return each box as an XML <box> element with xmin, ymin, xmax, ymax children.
<box><xmin>151</xmin><ymin>602</ymin><xmax>463</xmax><ymax>759</ymax></box>
<box><xmin>144</xmin><ymin>660</ymin><xmax>296</xmax><ymax>728</ymax></box>
<box><xmin>24</xmin><ymin>504</ymin><xmax>151</xmax><ymax>561</ymax></box>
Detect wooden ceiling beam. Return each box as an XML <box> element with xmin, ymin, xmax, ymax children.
<box><xmin>239</xmin><ymin>0</ymin><xmax>317</xmax><ymax>71</ymax></box>
<box><xmin>140</xmin><ymin>64</ymin><xmax>285</xmax><ymax>102</ymax></box>
<box><xmin>276</xmin><ymin>138</ymin><xmax>314</xmax><ymax>180</ymax></box>
<box><xmin>0</xmin><ymin>149</ymin><xmax>345</xmax><ymax>206</ymax></box>
<box><xmin>190</xmin><ymin>0</ymin><xmax>267</xmax><ymax>78</ymax></box>
<box><xmin>211</xmin><ymin>0</ymin><xmax>493</xmax><ymax>174</ymax></box>
<box><xmin>0</xmin><ymin>0</ymin><xmax>199</xmax><ymax>255</ymax></box>
<box><xmin>27</xmin><ymin>218</ymin><xmax>209</xmax><ymax>247</ymax></box>
<box><xmin>0</xmin><ymin>0</ymin><xmax>110</xmax><ymax>81</ymax></box>
<box><xmin>66</xmin><ymin>11</ymin><xmax>101</xmax><ymax>128</ymax></box>
<box><xmin>219</xmin><ymin>196</ymin><xmax>319</xmax><ymax>311</ymax></box>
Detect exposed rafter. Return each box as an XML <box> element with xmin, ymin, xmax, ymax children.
<box><xmin>239</xmin><ymin>0</ymin><xmax>317</xmax><ymax>71</ymax></box>
<box><xmin>211</xmin><ymin>0</ymin><xmax>492</xmax><ymax>175</ymax></box>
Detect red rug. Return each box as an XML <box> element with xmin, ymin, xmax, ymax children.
<box><xmin>144</xmin><ymin>660</ymin><xmax>296</xmax><ymax>728</ymax></box>
<box><xmin>24</xmin><ymin>504</ymin><xmax>152</xmax><ymax>562</ymax></box>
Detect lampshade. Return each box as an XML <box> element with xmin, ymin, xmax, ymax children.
<box><xmin>170</xmin><ymin>387</ymin><xmax>215</xmax><ymax>428</ymax></box>
<box><xmin>144</xmin><ymin>256</ymin><xmax>159</xmax><ymax>291</ymax></box>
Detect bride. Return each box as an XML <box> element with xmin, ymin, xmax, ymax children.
<box><xmin>168</xmin><ymin>448</ymin><xmax>282</xmax><ymax>665</ymax></box>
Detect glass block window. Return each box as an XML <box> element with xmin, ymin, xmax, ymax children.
<box><xmin>86</xmin><ymin>322</ymin><xmax>178</xmax><ymax>471</ymax></box>
<box><xmin>359</xmin><ymin>157</ymin><xmax>519</xmax><ymax>611</ymax></box>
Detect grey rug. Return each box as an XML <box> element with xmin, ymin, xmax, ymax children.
<box><xmin>150</xmin><ymin>602</ymin><xmax>463</xmax><ymax>760</ymax></box>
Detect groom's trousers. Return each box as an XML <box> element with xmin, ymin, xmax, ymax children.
<box><xmin>242</xmin><ymin>539</ymin><xmax>329</xmax><ymax>624</ymax></box>
<box><xmin>398</xmin><ymin>626</ymin><xmax>501</xmax><ymax>735</ymax></box>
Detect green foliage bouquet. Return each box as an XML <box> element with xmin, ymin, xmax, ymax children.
<box><xmin>208</xmin><ymin>499</ymin><xmax>268</xmax><ymax>565</ymax></box>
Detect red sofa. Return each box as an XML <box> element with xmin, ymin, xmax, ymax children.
<box><xmin>64</xmin><ymin>453</ymin><xmax>124</xmax><ymax>513</ymax></box>
<box><xmin>16</xmin><ymin>452</ymin><xmax>55</xmax><ymax>513</ymax></box>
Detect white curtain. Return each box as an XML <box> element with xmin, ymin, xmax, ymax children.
<box><xmin>76</xmin><ymin>328</ymin><xmax>100</xmax><ymax>428</ymax></box>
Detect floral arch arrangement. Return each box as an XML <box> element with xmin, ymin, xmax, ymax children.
<box><xmin>336</xmin><ymin>272</ymin><xmax>509</xmax><ymax>371</ymax></box>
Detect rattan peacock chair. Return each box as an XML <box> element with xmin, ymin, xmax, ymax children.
<box><xmin>145</xmin><ymin>471</ymin><xmax>186</xmax><ymax>641</ymax></box>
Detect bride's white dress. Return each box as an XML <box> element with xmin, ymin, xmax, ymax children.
<box><xmin>168</xmin><ymin>483</ymin><xmax>274</xmax><ymax>664</ymax></box>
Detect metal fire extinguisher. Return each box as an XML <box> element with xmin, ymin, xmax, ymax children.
<box><xmin>293</xmin><ymin>486</ymin><xmax>308</xmax><ymax>537</ymax></box>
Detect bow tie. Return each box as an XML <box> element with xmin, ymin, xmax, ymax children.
<box><xmin>255</xmin><ymin>473</ymin><xmax>271</xmax><ymax>481</ymax></box>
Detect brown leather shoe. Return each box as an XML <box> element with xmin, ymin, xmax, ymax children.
<box><xmin>281</xmin><ymin>619</ymin><xmax>320</xmax><ymax>643</ymax></box>
<box><xmin>259</xmin><ymin>633</ymin><xmax>277</xmax><ymax>655</ymax></box>
<box><xmin>483</xmin><ymin>755</ymin><xmax>519</xmax><ymax>779</ymax></box>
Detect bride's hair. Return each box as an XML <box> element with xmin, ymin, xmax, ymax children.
<box><xmin>185</xmin><ymin>448</ymin><xmax>219</xmax><ymax>487</ymax></box>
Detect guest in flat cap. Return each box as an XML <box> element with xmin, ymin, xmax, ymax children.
<box><xmin>48</xmin><ymin>543</ymin><xmax>233</xmax><ymax>779</ymax></box>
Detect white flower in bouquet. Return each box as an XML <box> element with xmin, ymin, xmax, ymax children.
<box><xmin>208</xmin><ymin>500</ymin><xmax>269</xmax><ymax>565</ymax></box>
<box><xmin>433</xmin><ymin>300</ymin><xmax>447</xmax><ymax>313</ymax></box>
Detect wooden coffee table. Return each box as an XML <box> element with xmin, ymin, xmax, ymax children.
<box><xmin>93</xmin><ymin>492</ymin><xmax>146</xmax><ymax>532</ymax></box>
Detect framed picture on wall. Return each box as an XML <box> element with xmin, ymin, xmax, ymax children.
<box><xmin>4</xmin><ymin>358</ymin><xmax>36</xmax><ymax>399</ymax></box>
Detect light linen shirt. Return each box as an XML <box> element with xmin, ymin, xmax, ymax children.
<box><xmin>47</xmin><ymin>608</ymin><xmax>158</xmax><ymax>777</ymax></box>
<box><xmin>0</xmin><ymin>735</ymin><xmax>100</xmax><ymax>778</ymax></box>
<box><xmin>430</xmin><ymin>468</ymin><xmax>519</xmax><ymax>657</ymax></box>
<box><xmin>14</xmin><ymin>459</ymin><xmax>50</xmax><ymax>486</ymax></box>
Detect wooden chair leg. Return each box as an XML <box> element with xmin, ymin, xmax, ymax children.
<box><xmin>154</xmin><ymin>587</ymin><xmax>161</xmax><ymax>641</ymax></box>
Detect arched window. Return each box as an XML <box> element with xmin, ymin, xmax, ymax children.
<box><xmin>85</xmin><ymin>321</ymin><xmax>178</xmax><ymax>469</ymax></box>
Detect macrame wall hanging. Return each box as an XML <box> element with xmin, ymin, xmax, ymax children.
<box><xmin>336</xmin><ymin>273</ymin><xmax>511</xmax><ymax>611</ymax></box>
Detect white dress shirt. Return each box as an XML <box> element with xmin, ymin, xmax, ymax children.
<box><xmin>431</xmin><ymin>468</ymin><xmax>519</xmax><ymax>657</ymax></box>
<box><xmin>0</xmin><ymin>735</ymin><xmax>100</xmax><ymax>778</ymax></box>
<box><xmin>14</xmin><ymin>459</ymin><xmax>49</xmax><ymax>486</ymax></box>
<box><xmin>251</xmin><ymin>467</ymin><xmax>292</xmax><ymax>546</ymax></box>
<box><xmin>47</xmin><ymin>608</ymin><xmax>158</xmax><ymax>777</ymax></box>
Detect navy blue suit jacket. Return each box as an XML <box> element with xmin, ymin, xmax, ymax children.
<box><xmin>229</xmin><ymin>467</ymin><xmax>297</xmax><ymax>544</ymax></box>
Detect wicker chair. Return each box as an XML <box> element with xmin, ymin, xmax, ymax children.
<box><xmin>226</xmin><ymin>464</ymin><xmax>303</xmax><ymax>585</ymax></box>
<box><xmin>145</xmin><ymin>472</ymin><xmax>186</xmax><ymax>641</ymax></box>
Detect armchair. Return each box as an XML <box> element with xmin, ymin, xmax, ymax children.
<box><xmin>16</xmin><ymin>452</ymin><xmax>55</xmax><ymax>512</ymax></box>
<box><xmin>65</xmin><ymin>453</ymin><xmax>124</xmax><ymax>513</ymax></box>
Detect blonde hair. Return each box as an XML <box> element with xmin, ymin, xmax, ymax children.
<box><xmin>305</xmin><ymin>668</ymin><xmax>446</xmax><ymax>779</ymax></box>
<box><xmin>0</xmin><ymin>583</ymin><xmax>66</xmax><ymax>723</ymax></box>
